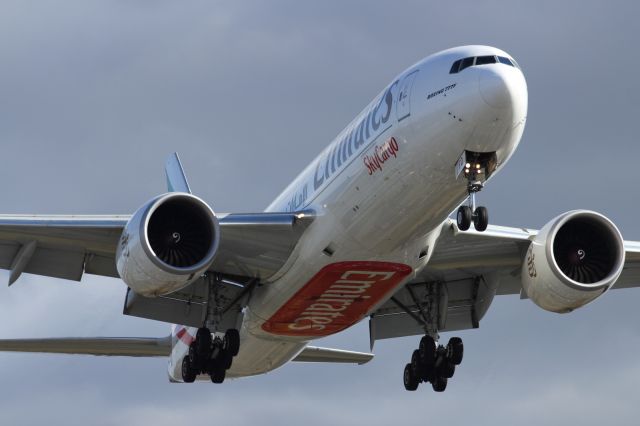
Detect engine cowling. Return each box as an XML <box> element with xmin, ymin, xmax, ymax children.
<box><xmin>522</xmin><ymin>210</ymin><xmax>625</xmax><ymax>313</ymax></box>
<box><xmin>116</xmin><ymin>193</ymin><xmax>220</xmax><ymax>297</ymax></box>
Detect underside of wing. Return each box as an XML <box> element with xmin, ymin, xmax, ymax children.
<box><xmin>371</xmin><ymin>216</ymin><xmax>640</xmax><ymax>344</ymax></box>
<box><xmin>0</xmin><ymin>215</ymin><xmax>129</xmax><ymax>283</ymax></box>
<box><xmin>369</xmin><ymin>220</ymin><xmax>532</xmax><ymax>343</ymax></box>
<box><xmin>419</xmin><ymin>219</ymin><xmax>535</xmax><ymax>294</ymax></box>
<box><xmin>211</xmin><ymin>212</ymin><xmax>314</xmax><ymax>279</ymax></box>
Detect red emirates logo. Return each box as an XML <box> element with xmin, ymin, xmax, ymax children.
<box><xmin>262</xmin><ymin>261</ymin><xmax>412</xmax><ymax>337</ymax></box>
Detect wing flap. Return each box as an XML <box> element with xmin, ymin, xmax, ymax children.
<box><xmin>0</xmin><ymin>336</ymin><xmax>171</xmax><ymax>357</ymax></box>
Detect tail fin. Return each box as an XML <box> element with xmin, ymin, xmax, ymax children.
<box><xmin>165</xmin><ymin>152</ymin><xmax>192</xmax><ymax>193</ymax></box>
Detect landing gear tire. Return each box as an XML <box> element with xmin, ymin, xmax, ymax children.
<box><xmin>223</xmin><ymin>329</ymin><xmax>240</xmax><ymax>357</ymax></box>
<box><xmin>403</xmin><ymin>363</ymin><xmax>419</xmax><ymax>391</ymax></box>
<box><xmin>447</xmin><ymin>337</ymin><xmax>464</xmax><ymax>365</ymax></box>
<box><xmin>188</xmin><ymin>343</ymin><xmax>197</xmax><ymax>364</ymax></box>
<box><xmin>457</xmin><ymin>206</ymin><xmax>472</xmax><ymax>231</ymax></box>
<box><xmin>195</xmin><ymin>328</ymin><xmax>213</xmax><ymax>359</ymax></box>
<box><xmin>185</xmin><ymin>328</ymin><xmax>240</xmax><ymax>384</ymax></box>
<box><xmin>181</xmin><ymin>356</ymin><xmax>197</xmax><ymax>383</ymax></box>
<box><xmin>403</xmin><ymin>335</ymin><xmax>464</xmax><ymax>392</ymax></box>
<box><xmin>410</xmin><ymin>349</ymin><xmax>424</xmax><ymax>379</ymax></box>
<box><xmin>438</xmin><ymin>361</ymin><xmax>455</xmax><ymax>379</ymax></box>
<box><xmin>210</xmin><ymin>368</ymin><xmax>226</xmax><ymax>384</ymax></box>
<box><xmin>419</xmin><ymin>335</ymin><xmax>436</xmax><ymax>365</ymax></box>
<box><xmin>188</xmin><ymin>343</ymin><xmax>205</xmax><ymax>372</ymax></box>
<box><xmin>219</xmin><ymin>351</ymin><xmax>233</xmax><ymax>370</ymax></box>
<box><xmin>432</xmin><ymin>376</ymin><xmax>447</xmax><ymax>392</ymax></box>
<box><xmin>418</xmin><ymin>336</ymin><xmax>436</xmax><ymax>381</ymax></box>
<box><xmin>473</xmin><ymin>206</ymin><xmax>489</xmax><ymax>232</ymax></box>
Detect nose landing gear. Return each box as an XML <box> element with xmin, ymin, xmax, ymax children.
<box><xmin>457</xmin><ymin>172</ymin><xmax>488</xmax><ymax>232</ymax></box>
<box><xmin>403</xmin><ymin>335</ymin><xmax>464</xmax><ymax>392</ymax></box>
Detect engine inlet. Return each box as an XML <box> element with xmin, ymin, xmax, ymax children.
<box><xmin>147</xmin><ymin>197</ymin><xmax>215</xmax><ymax>268</ymax></box>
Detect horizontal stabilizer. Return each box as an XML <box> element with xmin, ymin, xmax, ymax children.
<box><xmin>0</xmin><ymin>336</ymin><xmax>171</xmax><ymax>357</ymax></box>
<box><xmin>292</xmin><ymin>346</ymin><xmax>374</xmax><ymax>365</ymax></box>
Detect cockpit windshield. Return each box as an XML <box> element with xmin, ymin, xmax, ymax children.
<box><xmin>449</xmin><ymin>55</ymin><xmax>518</xmax><ymax>74</ymax></box>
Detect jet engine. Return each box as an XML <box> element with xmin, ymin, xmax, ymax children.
<box><xmin>522</xmin><ymin>210</ymin><xmax>625</xmax><ymax>313</ymax></box>
<box><xmin>116</xmin><ymin>193</ymin><xmax>220</xmax><ymax>297</ymax></box>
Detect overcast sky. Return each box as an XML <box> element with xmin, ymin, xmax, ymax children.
<box><xmin>0</xmin><ymin>1</ymin><xmax>639</xmax><ymax>425</ymax></box>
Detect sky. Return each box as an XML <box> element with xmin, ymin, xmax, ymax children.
<box><xmin>0</xmin><ymin>1</ymin><xmax>639</xmax><ymax>424</ymax></box>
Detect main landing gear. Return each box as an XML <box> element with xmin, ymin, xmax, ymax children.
<box><xmin>181</xmin><ymin>328</ymin><xmax>240</xmax><ymax>384</ymax></box>
<box><xmin>457</xmin><ymin>161</ymin><xmax>488</xmax><ymax>232</ymax></box>
<box><xmin>403</xmin><ymin>335</ymin><xmax>463</xmax><ymax>392</ymax></box>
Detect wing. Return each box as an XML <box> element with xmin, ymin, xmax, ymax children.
<box><xmin>0</xmin><ymin>211</ymin><xmax>314</xmax><ymax>286</ymax></box>
<box><xmin>0</xmin><ymin>153</ymin><xmax>314</xmax><ymax>287</ymax></box>
<box><xmin>370</xmin><ymin>219</ymin><xmax>640</xmax><ymax>344</ymax></box>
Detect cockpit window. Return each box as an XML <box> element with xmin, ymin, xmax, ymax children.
<box><xmin>449</xmin><ymin>59</ymin><xmax>461</xmax><ymax>74</ymax></box>
<box><xmin>459</xmin><ymin>57</ymin><xmax>475</xmax><ymax>72</ymax></box>
<box><xmin>450</xmin><ymin>55</ymin><xmax>519</xmax><ymax>74</ymax></box>
<box><xmin>498</xmin><ymin>56</ymin><xmax>514</xmax><ymax>66</ymax></box>
<box><xmin>475</xmin><ymin>55</ymin><xmax>497</xmax><ymax>65</ymax></box>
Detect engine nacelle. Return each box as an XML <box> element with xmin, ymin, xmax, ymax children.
<box><xmin>116</xmin><ymin>193</ymin><xmax>220</xmax><ymax>297</ymax></box>
<box><xmin>522</xmin><ymin>210</ymin><xmax>625</xmax><ymax>313</ymax></box>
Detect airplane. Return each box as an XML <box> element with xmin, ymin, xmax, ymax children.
<box><xmin>0</xmin><ymin>45</ymin><xmax>638</xmax><ymax>392</ymax></box>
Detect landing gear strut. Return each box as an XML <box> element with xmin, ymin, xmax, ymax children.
<box><xmin>457</xmin><ymin>160</ymin><xmax>489</xmax><ymax>232</ymax></box>
<box><xmin>181</xmin><ymin>327</ymin><xmax>241</xmax><ymax>384</ymax></box>
<box><xmin>403</xmin><ymin>335</ymin><xmax>464</xmax><ymax>392</ymax></box>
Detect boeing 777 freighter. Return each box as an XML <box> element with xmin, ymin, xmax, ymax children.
<box><xmin>0</xmin><ymin>45</ymin><xmax>638</xmax><ymax>392</ymax></box>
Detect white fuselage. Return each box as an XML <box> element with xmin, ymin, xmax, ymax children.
<box><xmin>168</xmin><ymin>45</ymin><xmax>528</xmax><ymax>381</ymax></box>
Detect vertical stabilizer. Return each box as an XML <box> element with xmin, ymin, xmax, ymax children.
<box><xmin>165</xmin><ymin>152</ymin><xmax>192</xmax><ymax>193</ymax></box>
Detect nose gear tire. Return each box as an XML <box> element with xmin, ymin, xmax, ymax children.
<box><xmin>457</xmin><ymin>206</ymin><xmax>472</xmax><ymax>231</ymax></box>
<box><xmin>473</xmin><ymin>206</ymin><xmax>489</xmax><ymax>231</ymax></box>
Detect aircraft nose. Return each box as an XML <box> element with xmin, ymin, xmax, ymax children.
<box><xmin>478</xmin><ymin>67</ymin><xmax>512</xmax><ymax>109</ymax></box>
